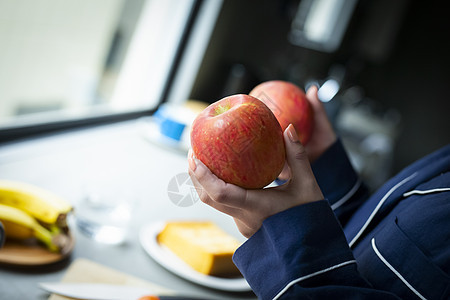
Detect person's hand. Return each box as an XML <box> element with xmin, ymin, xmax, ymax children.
<box><xmin>188</xmin><ymin>124</ymin><xmax>324</xmax><ymax>238</ymax></box>
<box><xmin>304</xmin><ymin>85</ymin><xmax>337</xmax><ymax>162</ymax></box>
<box><xmin>278</xmin><ymin>85</ymin><xmax>337</xmax><ymax>180</ymax></box>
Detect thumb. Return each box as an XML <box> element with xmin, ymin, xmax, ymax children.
<box><xmin>283</xmin><ymin>124</ymin><xmax>324</xmax><ymax>203</ymax></box>
<box><xmin>283</xmin><ymin>124</ymin><xmax>319</xmax><ymax>188</ymax></box>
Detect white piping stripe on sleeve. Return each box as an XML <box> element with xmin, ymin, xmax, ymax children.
<box><xmin>331</xmin><ymin>178</ymin><xmax>362</xmax><ymax>210</ymax></box>
<box><xmin>371</xmin><ymin>238</ymin><xmax>427</xmax><ymax>300</ymax></box>
<box><xmin>349</xmin><ymin>172</ymin><xmax>418</xmax><ymax>248</ymax></box>
<box><xmin>272</xmin><ymin>260</ymin><xmax>357</xmax><ymax>300</ymax></box>
<box><xmin>403</xmin><ymin>187</ymin><xmax>450</xmax><ymax>197</ymax></box>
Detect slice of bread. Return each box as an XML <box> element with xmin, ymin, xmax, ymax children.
<box><xmin>157</xmin><ymin>221</ymin><xmax>241</xmax><ymax>277</ymax></box>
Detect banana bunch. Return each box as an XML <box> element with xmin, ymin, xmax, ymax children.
<box><xmin>0</xmin><ymin>180</ymin><xmax>73</xmax><ymax>252</ymax></box>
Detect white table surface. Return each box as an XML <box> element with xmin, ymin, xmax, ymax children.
<box><xmin>0</xmin><ymin>119</ymin><xmax>256</xmax><ymax>300</ymax></box>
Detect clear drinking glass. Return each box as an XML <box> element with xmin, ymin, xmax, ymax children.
<box><xmin>75</xmin><ymin>185</ymin><xmax>134</xmax><ymax>245</ymax></box>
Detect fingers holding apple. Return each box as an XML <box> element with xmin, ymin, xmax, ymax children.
<box><xmin>188</xmin><ymin>124</ymin><xmax>324</xmax><ymax>238</ymax></box>
<box><xmin>189</xmin><ymin>80</ymin><xmax>335</xmax><ymax>188</ymax></box>
<box><xmin>188</xmin><ymin>149</ymin><xmax>245</xmax><ymax>213</ymax></box>
<box><xmin>283</xmin><ymin>125</ymin><xmax>324</xmax><ymax>201</ymax></box>
<box><xmin>187</xmin><ymin>82</ymin><xmax>326</xmax><ymax>238</ymax></box>
<box><xmin>303</xmin><ymin>85</ymin><xmax>337</xmax><ymax>162</ymax></box>
<box><xmin>187</xmin><ymin>150</ymin><xmax>264</xmax><ymax>237</ymax></box>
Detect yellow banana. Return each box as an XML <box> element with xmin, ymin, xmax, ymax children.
<box><xmin>0</xmin><ymin>203</ymin><xmax>66</xmax><ymax>252</ymax></box>
<box><xmin>1</xmin><ymin>219</ymin><xmax>35</xmax><ymax>239</ymax></box>
<box><xmin>0</xmin><ymin>180</ymin><xmax>72</xmax><ymax>227</ymax></box>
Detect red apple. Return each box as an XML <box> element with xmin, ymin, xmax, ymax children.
<box><xmin>250</xmin><ymin>80</ymin><xmax>314</xmax><ymax>145</ymax></box>
<box><xmin>190</xmin><ymin>94</ymin><xmax>285</xmax><ymax>189</ymax></box>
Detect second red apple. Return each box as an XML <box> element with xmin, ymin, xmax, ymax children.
<box><xmin>250</xmin><ymin>80</ymin><xmax>314</xmax><ymax>145</ymax></box>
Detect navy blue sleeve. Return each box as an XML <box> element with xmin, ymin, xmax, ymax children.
<box><xmin>233</xmin><ymin>201</ymin><xmax>400</xmax><ymax>300</ymax></box>
<box><xmin>311</xmin><ymin>139</ymin><xmax>370</xmax><ymax>226</ymax></box>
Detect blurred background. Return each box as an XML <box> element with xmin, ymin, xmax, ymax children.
<box><xmin>189</xmin><ymin>0</ymin><xmax>450</xmax><ymax>189</ymax></box>
<box><xmin>0</xmin><ymin>0</ymin><xmax>449</xmax><ymax>191</ymax></box>
<box><xmin>2</xmin><ymin>2</ymin><xmax>449</xmax><ymax>298</ymax></box>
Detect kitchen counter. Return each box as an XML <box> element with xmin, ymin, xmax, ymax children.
<box><xmin>0</xmin><ymin>119</ymin><xmax>256</xmax><ymax>300</ymax></box>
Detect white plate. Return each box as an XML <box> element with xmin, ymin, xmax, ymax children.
<box><xmin>139</xmin><ymin>221</ymin><xmax>251</xmax><ymax>292</ymax></box>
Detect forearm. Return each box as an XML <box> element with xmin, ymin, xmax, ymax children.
<box><xmin>311</xmin><ymin>139</ymin><xmax>369</xmax><ymax>226</ymax></box>
<box><xmin>233</xmin><ymin>201</ymin><xmax>400</xmax><ymax>300</ymax></box>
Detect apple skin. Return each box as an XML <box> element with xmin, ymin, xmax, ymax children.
<box><xmin>190</xmin><ymin>94</ymin><xmax>285</xmax><ymax>189</ymax></box>
<box><xmin>250</xmin><ymin>80</ymin><xmax>314</xmax><ymax>145</ymax></box>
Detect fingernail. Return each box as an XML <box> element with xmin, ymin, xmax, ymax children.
<box><xmin>188</xmin><ymin>151</ymin><xmax>197</xmax><ymax>171</ymax></box>
<box><xmin>287</xmin><ymin>124</ymin><xmax>299</xmax><ymax>142</ymax></box>
<box><xmin>188</xmin><ymin>157</ymin><xmax>197</xmax><ymax>171</ymax></box>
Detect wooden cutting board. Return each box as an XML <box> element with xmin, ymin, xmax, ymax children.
<box><xmin>0</xmin><ymin>233</ymin><xmax>75</xmax><ymax>266</ymax></box>
<box><xmin>48</xmin><ymin>258</ymin><xmax>174</xmax><ymax>300</ymax></box>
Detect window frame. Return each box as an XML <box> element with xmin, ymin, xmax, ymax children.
<box><xmin>0</xmin><ymin>0</ymin><xmax>212</xmax><ymax>144</ymax></box>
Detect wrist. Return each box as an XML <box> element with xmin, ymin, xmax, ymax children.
<box><xmin>311</xmin><ymin>139</ymin><xmax>359</xmax><ymax>206</ymax></box>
